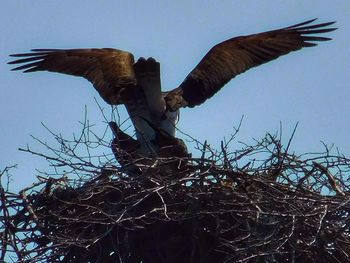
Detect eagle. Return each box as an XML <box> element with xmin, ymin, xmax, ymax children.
<box><xmin>9</xmin><ymin>19</ymin><xmax>336</xmax><ymax>159</ymax></box>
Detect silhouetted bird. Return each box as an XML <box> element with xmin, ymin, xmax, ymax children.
<box><xmin>109</xmin><ymin>120</ymin><xmax>189</xmax><ymax>178</ymax></box>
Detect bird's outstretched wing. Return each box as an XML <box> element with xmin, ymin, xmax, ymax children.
<box><xmin>165</xmin><ymin>19</ymin><xmax>337</xmax><ymax>111</ymax></box>
<box><xmin>9</xmin><ymin>48</ymin><xmax>136</xmax><ymax>105</ymax></box>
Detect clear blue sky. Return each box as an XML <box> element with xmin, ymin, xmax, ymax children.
<box><xmin>1</xmin><ymin>1</ymin><xmax>349</xmax><ymax>191</ymax></box>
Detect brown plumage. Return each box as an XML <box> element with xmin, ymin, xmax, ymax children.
<box><xmin>9</xmin><ymin>19</ymin><xmax>336</xmax><ymax>113</ymax></box>
<box><xmin>109</xmin><ymin>120</ymin><xmax>190</xmax><ymax>177</ymax></box>
<box><xmin>164</xmin><ymin>19</ymin><xmax>337</xmax><ymax>110</ymax></box>
<box><xmin>109</xmin><ymin>121</ymin><xmax>142</xmax><ymax>171</ymax></box>
<box><xmin>140</xmin><ymin>117</ymin><xmax>189</xmax><ymax>159</ymax></box>
<box><xmin>10</xmin><ymin>48</ymin><xmax>137</xmax><ymax>105</ymax></box>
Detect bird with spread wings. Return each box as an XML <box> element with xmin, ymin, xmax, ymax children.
<box><xmin>9</xmin><ymin>19</ymin><xmax>336</xmax><ymax>169</ymax></box>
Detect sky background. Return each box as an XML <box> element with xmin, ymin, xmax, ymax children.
<box><xmin>1</xmin><ymin>1</ymin><xmax>349</xmax><ymax>191</ymax></box>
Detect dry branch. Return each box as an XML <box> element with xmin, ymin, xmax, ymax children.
<box><xmin>1</xmin><ymin>123</ymin><xmax>350</xmax><ymax>263</ymax></box>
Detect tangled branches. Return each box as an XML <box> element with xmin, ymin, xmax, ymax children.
<box><xmin>1</xmin><ymin>122</ymin><xmax>350</xmax><ymax>262</ymax></box>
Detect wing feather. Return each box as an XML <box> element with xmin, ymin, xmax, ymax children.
<box><xmin>9</xmin><ymin>48</ymin><xmax>137</xmax><ymax>104</ymax></box>
<box><xmin>165</xmin><ymin>19</ymin><xmax>337</xmax><ymax>111</ymax></box>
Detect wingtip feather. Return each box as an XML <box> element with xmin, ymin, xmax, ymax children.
<box><xmin>286</xmin><ymin>19</ymin><xmax>337</xmax><ymax>31</ymax></box>
<box><xmin>286</xmin><ymin>18</ymin><xmax>318</xmax><ymax>29</ymax></box>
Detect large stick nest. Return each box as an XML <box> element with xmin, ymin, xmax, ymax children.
<box><xmin>1</xmin><ymin>124</ymin><xmax>350</xmax><ymax>263</ymax></box>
